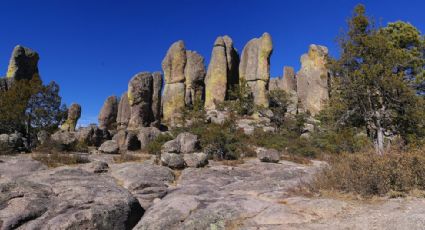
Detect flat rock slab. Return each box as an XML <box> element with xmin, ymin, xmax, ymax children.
<box><xmin>0</xmin><ymin>166</ymin><xmax>143</xmax><ymax>230</ymax></box>
<box><xmin>0</xmin><ymin>155</ymin><xmax>47</xmax><ymax>180</ymax></box>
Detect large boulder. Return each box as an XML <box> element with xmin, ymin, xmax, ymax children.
<box><xmin>184</xmin><ymin>51</ymin><xmax>206</xmax><ymax>107</ymax></box>
<box><xmin>128</xmin><ymin>72</ymin><xmax>155</xmax><ymax>129</ymax></box>
<box><xmin>98</xmin><ymin>95</ymin><xmax>118</xmax><ymax>130</ymax></box>
<box><xmin>162</xmin><ymin>41</ymin><xmax>187</xmax><ymax>124</ymax></box>
<box><xmin>51</xmin><ymin>130</ymin><xmax>78</xmax><ymax>150</ymax></box>
<box><xmin>183</xmin><ymin>152</ymin><xmax>208</xmax><ymax>168</ymax></box>
<box><xmin>117</xmin><ymin>92</ymin><xmax>131</xmax><ymax>129</ymax></box>
<box><xmin>60</xmin><ymin>103</ymin><xmax>81</xmax><ymax>132</ymax></box>
<box><xmin>204</xmin><ymin>35</ymin><xmax>239</xmax><ymax>109</ymax></box>
<box><xmin>6</xmin><ymin>45</ymin><xmax>39</xmax><ymax>81</ymax></box>
<box><xmin>160</xmin><ymin>152</ymin><xmax>185</xmax><ymax>169</ymax></box>
<box><xmin>138</xmin><ymin>127</ymin><xmax>161</xmax><ymax>150</ymax></box>
<box><xmin>112</xmin><ymin>130</ymin><xmax>141</xmax><ymax>151</ymax></box>
<box><xmin>98</xmin><ymin>140</ymin><xmax>119</xmax><ymax>154</ymax></box>
<box><xmin>256</xmin><ymin>148</ymin><xmax>280</xmax><ymax>163</ymax></box>
<box><xmin>296</xmin><ymin>44</ymin><xmax>330</xmax><ymax>115</ymax></box>
<box><xmin>239</xmin><ymin>33</ymin><xmax>273</xmax><ymax>108</ymax></box>
<box><xmin>0</xmin><ymin>132</ymin><xmax>27</xmax><ymax>153</ymax></box>
<box><xmin>76</xmin><ymin>125</ymin><xmax>110</xmax><ymax>147</ymax></box>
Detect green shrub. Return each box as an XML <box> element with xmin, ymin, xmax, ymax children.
<box><xmin>146</xmin><ymin>133</ymin><xmax>174</xmax><ymax>155</ymax></box>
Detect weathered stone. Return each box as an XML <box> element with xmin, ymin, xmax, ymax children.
<box><xmin>177</xmin><ymin>132</ymin><xmax>199</xmax><ymax>153</ymax></box>
<box><xmin>112</xmin><ymin>130</ymin><xmax>141</xmax><ymax>151</ymax></box>
<box><xmin>82</xmin><ymin>160</ymin><xmax>109</xmax><ymax>173</ymax></box>
<box><xmin>161</xmin><ymin>139</ymin><xmax>180</xmax><ymax>153</ymax></box>
<box><xmin>162</xmin><ymin>82</ymin><xmax>185</xmax><ymax>125</ymax></box>
<box><xmin>152</xmin><ymin>72</ymin><xmax>163</xmax><ymax>126</ymax></box>
<box><xmin>98</xmin><ymin>140</ymin><xmax>119</xmax><ymax>154</ymax></box>
<box><xmin>239</xmin><ymin>33</ymin><xmax>273</xmax><ymax>108</ymax></box>
<box><xmin>0</xmin><ymin>132</ymin><xmax>26</xmax><ymax>153</ymax></box>
<box><xmin>110</xmin><ymin>162</ymin><xmax>174</xmax><ymax>209</ymax></box>
<box><xmin>117</xmin><ymin>92</ymin><xmax>131</xmax><ymax>129</ymax></box>
<box><xmin>51</xmin><ymin>130</ymin><xmax>77</xmax><ymax>149</ymax></box>
<box><xmin>37</xmin><ymin>130</ymin><xmax>49</xmax><ymax>145</ymax></box>
<box><xmin>161</xmin><ymin>152</ymin><xmax>185</xmax><ymax>169</ymax></box>
<box><xmin>138</xmin><ymin>127</ymin><xmax>161</xmax><ymax>150</ymax></box>
<box><xmin>6</xmin><ymin>45</ymin><xmax>39</xmax><ymax>81</ymax></box>
<box><xmin>183</xmin><ymin>152</ymin><xmax>208</xmax><ymax>168</ymax></box>
<box><xmin>76</xmin><ymin>125</ymin><xmax>110</xmax><ymax>147</ymax></box>
<box><xmin>297</xmin><ymin>44</ymin><xmax>330</xmax><ymax>115</ymax></box>
<box><xmin>269</xmin><ymin>66</ymin><xmax>296</xmax><ymax>92</ymax></box>
<box><xmin>0</xmin><ymin>167</ymin><xmax>143</xmax><ymax>229</ymax></box>
<box><xmin>184</xmin><ymin>51</ymin><xmax>205</xmax><ymax>106</ymax></box>
<box><xmin>162</xmin><ymin>40</ymin><xmax>186</xmax><ymax>84</ymax></box>
<box><xmin>257</xmin><ymin>148</ymin><xmax>280</xmax><ymax>163</ymax></box>
<box><xmin>128</xmin><ymin>72</ymin><xmax>154</xmax><ymax>129</ymax></box>
<box><xmin>60</xmin><ymin>103</ymin><xmax>81</xmax><ymax>132</ymax></box>
<box><xmin>98</xmin><ymin>95</ymin><xmax>118</xmax><ymax>130</ymax></box>
<box><xmin>205</xmin><ymin>36</ymin><xmax>239</xmax><ymax>109</ymax></box>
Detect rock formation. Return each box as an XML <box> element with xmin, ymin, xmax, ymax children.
<box><xmin>296</xmin><ymin>44</ymin><xmax>330</xmax><ymax>115</ymax></box>
<box><xmin>6</xmin><ymin>45</ymin><xmax>40</xmax><ymax>81</ymax></box>
<box><xmin>239</xmin><ymin>33</ymin><xmax>273</xmax><ymax>108</ymax></box>
<box><xmin>204</xmin><ymin>35</ymin><xmax>239</xmax><ymax>109</ymax></box>
<box><xmin>98</xmin><ymin>95</ymin><xmax>118</xmax><ymax>130</ymax></box>
<box><xmin>128</xmin><ymin>72</ymin><xmax>156</xmax><ymax>130</ymax></box>
<box><xmin>152</xmin><ymin>72</ymin><xmax>163</xmax><ymax>127</ymax></box>
<box><xmin>269</xmin><ymin>66</ymin><xmax>296</xmax><ymax>93</ymax></box>
<box><xmin>60</xmin><ymin>103</ymin><xmax>81</xmax><ymax>132</ymax></box>
<box><xmin>184</xmin><ymin>51</ymin><xmax>206</xmax><ymax>107</ymax></box>
<box><xmin>162</xmin><ymin>41</ymin><xmax>187</xmax><ymax>123</ymax></box>
<box><xmin>117</xmin><ymin>92</ymin><xmax>131</xmax><ymax>130</ymax></box>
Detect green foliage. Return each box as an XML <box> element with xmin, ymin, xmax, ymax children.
<box><xmin>221</xmin><ymin>78</ymin><xmax>255</xmax><ymax>116</ymax></box>
<box><xmin>268</xmin><ymin>89</ymin><xmax>289</xmax><ymax>129</ymax></box>
<box><xmin>328</xmin><ymin>4</ymin><xmax>425</xmax><ymax>154</ymax></box>
<box><xmin>146</xmin><ymin>133</ymin><xmax>174</xmax><ymax>155</ymax></box>
<box><xmin>32</xmin><ymin>153</ymin><xmax>89</xmax><ymax>168</ymax></box>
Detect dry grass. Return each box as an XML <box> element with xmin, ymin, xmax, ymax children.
<box><xmin>281</xmin><ymin>154</ymin><xmax>312</xmax><ymax>165</ymax></box>
<box><xmin>310</xmin><ymin>148</ymin><xmax>425</xmax><ymax>197</ymax></box>
<box><xmin>113</xmin><ymin>153</ymin><xmax>150</xmax><ymax>163</ymax></box>
<box><xmin>31</xmin><ymin>153</ymin><xmax>89</xmax><ymax>168</ymax></box>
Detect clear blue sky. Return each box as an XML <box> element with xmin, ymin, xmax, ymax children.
<box><xmin>0</xmin><ymin>0</ymin><xmax>423</xmax><ymax>125</ymax></box>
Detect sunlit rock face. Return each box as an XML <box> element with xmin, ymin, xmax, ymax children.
<box><xmin>239</xmin><ymin>32</ymin><xmax>273</xmax><ymax>108</ymax></box>
<box><xmin>296</xmin><ymin>44</ymin><xmax>330</xmax><ymax>116</ymax></box>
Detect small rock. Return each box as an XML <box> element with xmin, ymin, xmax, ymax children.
<box><xmin>161</xmin><ymin>152</ymin><xmax>185</xmax><ymax>169</ymax></box>
<box><xmin>257</xmin><ymin>148</ymin><xmax>280</xmax><ymax>163</ymax></box>
<box><xmin>82</xmin><ymin>161</ymin><xmax>109</xmax><ymax>173</ymax></box>
<box><xmin>177</xmin><ymin>132</ymin><xmax>199</xmax><ymax>153</ymax></box>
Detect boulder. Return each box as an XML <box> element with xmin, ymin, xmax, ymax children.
<box><xmin>81</xmin><ymin>160</ymin><xmax>109</xmax><ymax>173</ymax></box>
<box><xmin>98</xmin><ymin>95</ymin><xmax>118</xmax><ymax>130</ymax></box>
<box><xmin>113</xmin><ymin>130</ymin><xmax>141</xmax><ymax>151</ymax></box>
<box><xmin>60</xmin><ymin>103</ymin><xmax>81</xmax><ymax>132</ymax></box>
<box><xmin>160</xmin><ymin>152</ymin><xmax>185</xmax><ymax>169</ymax></box>
<box><xmin>117</xmin><ymin>92</ymin><xmax>131</xmax><ymax>129</ymax></box>
<box><xmin>177</xmin><ymin>132</ymin><xmax>199</xmax><ymax>153</ymax></box>
<box><xmin>239</xmin><ymin>32</ymin><xmax>273</xmax><ymax>108</ymax></box>
<box><xmin>183</xmin><ymin>152</ymin><xmax>208</xmax><ymax>168</ymax></box>
<box><xmin>205</xmin><ymin>35</ymin><xmax>239</xmax><ymax>109</ymax></box>
<box><xmin>98</xmin><ymin>140</ymin><xmax>119</xmax><ymax>154</ymax></box>
<box><xmin>76</xmin><ymin>125</ymin><xmax>110</xmax><ymax>147</ymax></box>
<box><xmin>37</xmin><ymin>130</ymin><xmax>49</xmax><ymax>145</ymax></box>
<box><xmin>51</xmin><ymin>130</ymin><xmax>77</xmax><ymax>149</ymax></box>
<box><xmin>257</xmin><ymin>148</ymin><xmax>280</xmax><ymax>163</ymax></box>
<box><xmin>162</xmin><ymin>41</ymin><xmax>187</xmax><ymax>124</ymax></box>
<box><xmin>128</xmin><ymin>72</ymin><xmax>155</xmax><ymax>129</ymax></box>
<box><xmin>184</xmin><ymin>51</ymin><xmax>206</xmax><ymax>106</ymax></box>
<box><xmin>138</xmin><ymin>127</ymin><xmax>161</xmax><ymax>150</ymax></box>
<box><xmin>6</xmin><ymin>45</ymin><xmax>39</xmax><ymax>81</ymax></box>
<box><xmin>296</xmin><ymin>44</ymin><xmax>330</xmax><ymax>116</ymax></box>
<box><xmin>161</xmin><ymin>139</ymin><xmax>180</xmax><ymax>153</ymax></box>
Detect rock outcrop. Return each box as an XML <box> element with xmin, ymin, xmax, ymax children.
<box><xmin>269</xmin><ymin>66</ymin><xmax>296</xmax><ymax>93</ymax></box>
<box><xmin>60</xmin><ymin>103</ymin><xmax>81</xmax><ymax>132</ymax></box>
<box><xmin>162</xmin><ymin>41</ymin><xmax>187</xmax><ymax>124</ymax></box>
<box><xmin>296</xmin><ymin>44</ymin><xmax>330</xmax><ymax>115</ymax></box>
<box><xmin>204</xmin><ymin>35</ymin><xmax>239</xmax><ymax>109</ymax></box>
<box><xmin>98</xmin><ymin>95</ymin><xmax>118</xmax><ymax>130</ymax></box>
<box><xmin>128</xmin><ymin>72</ymin><xmax>162</xmax><ymax>130</ymax></box>
<box><xmin>239</xmin><ymin>33</ymin><xmax>273</xmax><ymax>108</ymax></box>
<box><xmin>152</xmin><ymin>72</ymin><xmax>163</xmax><ymax>127</ymax></box>
<box><xmin>6</xmin><ymin>45</ymin><xmax>40</xmax><ymax>81</ymax></box>
<box><xmin>184</xmin><ymin>51</ymin><xmax>206</xmax><ymax>107</ymax></box>
<box><xmin>117</xmin><ymin>92</ymin><xmax>131</xmax><ymax>130</ymax></box>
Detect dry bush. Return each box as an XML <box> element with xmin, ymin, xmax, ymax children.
<box><xmin>311</xmin><ymin>148</ymin><xmax>425</xmax><ymax>196</ymax></box>
<box><xmin>113</xmin><ymin>153</ymin><xmax>149</xmax><ymax>163</ymax></box>
<box><xmin>32</xmin><ymin>153</ymin><xmax>89</xmax><ymax>168</ymax></box>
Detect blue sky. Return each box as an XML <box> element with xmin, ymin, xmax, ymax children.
<box><xmin>0</xmin><ymin>0</ymin><xmax>424</xmax><ymax>125</ymax></box>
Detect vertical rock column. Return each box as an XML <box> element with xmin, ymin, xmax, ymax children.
<box><xmin>184</xmin><ymin>51</ymin><xmax>206</xmax><ymax>107</ymax></box>
<box><xmin>116</xmin><ymin>92</ymin><xmax>131</xmax><ymax>130</ymax></box>
<box><xmin>204</xmin><ymin>35</ymin><xmax>239</xmax><ymax>110</ymax></box>
<box><xmin>127</xmin><ymin>72</ymin><xmax>155</xmax><ymax>130</ymax></box>
<box><xmin>296</xmin><ymin>44</ymin><xmax>330</xmax><ymax>116</ymax></box>
<box><xmin>239</xmin><ymin>33</ymin><xmax>273</xmax><ymax>108</ymax></box>
<box><xmin>61</xmin><ymin>103</ymin><xmax>81</xmax><ymax>132</ymax></box>
<box><xmin>98</xmin><ymin>95</ymin><xmax>118</xmax><ymax>130</ymax></box>
<box><xmin>162</xmin><ymin>41</ymin><xmax>187</xmax><ymax>124</ymax></box>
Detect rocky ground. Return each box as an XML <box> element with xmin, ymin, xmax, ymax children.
<box><xmin>1</xmin><ymin>154</ymin><xmax>425</xmax><ymax>230</ymax></box>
